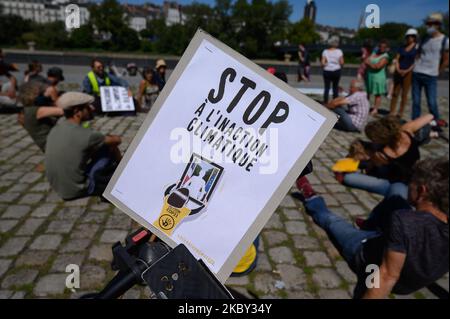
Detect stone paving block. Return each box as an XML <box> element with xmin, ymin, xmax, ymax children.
<box><xmin>0</xmin><ymin>220</ymin><xmax>19</xmax><ymax>233</ymax></box>
<box><xmin>88</xmin><ymin>244</ymin><xmax>113</xmax><ymax>262</ymax></box>
<box><xmin>276</xmin><ymin>264</ymin><xmax>307</xmax><ymax>290</ymax></box>
<box><xmin>2</xmin><ymin>205</ymin><xmax>31</xmax><ymax>219</ymax></box>
<box><xmin>335</xmin><ymin>260</ymin><xmax>357</xmax><ymax>284</ymax></box>
<box><xmin>335</xmin><ymin>193</ymin><xmax>357</xmax><ymax>204</ymax></box>
<box><xmin>34</xmin><ymin>274</ymin><xmax>67</xmax><ymax>297</ymax></box>
<box><xmin>90</xmin><ymin>202</ymin><xmax>112</xmax><ymax>211</ymax></box>
<box><xmin>71</xmin><ymin>224</ymin><xmax>100</xmax><ymax>240</ymax></box>
<box><xmin>30</xmin><ymin>204</ymin><xmax>57</xmax><ymax>218</ymax></box>
<box><xmin>121</xmin><ymin>287</ymin><xmax>142</xmax><ymax>299</ymax></box>
<box><xmin>303</xmin><ymin>251</ymin><xmax>332</xmax><ymax>267</ymax></box>
<box><xmin>318</xmin><ymin>289</ymin><xmax>351</xmax><ymax>299</ymax></box>
<box><xmin>255</xmin><ymin>254</ymin><xmax>272</xmax><ymax>272</ymax></box>
<box><xmin>30</xmin><ymin>234</ymin><xmax>62</xmax><ymax>251</ymax></box>
<box><xmin>292</xmin><ymin>235</ymin><xmax>320</xmax><ymax>250</ymax></box>
<box><xmin>282</xmin><ymin>208</ymin><xmax>303</xmax><ymax>220</ymax></box>
<box><xmin>0</xmin><ymin>192</ymin><xmax>21</xmax><ymax>203</ymax></box>
<box><xmin>7</xmin><ymin>183</ymin><xmax>30</xmax><ymax>193</ymax></box>
<box><xmin>225</xmin><ymin>276</ymin><xmax>249</xmax><ymax>286</ymax></box>
<box><xmin>30</xmin><ymin>182</ymin><xmax>51</xmax><ymax>192</ymax></box>
<box><xmin>1</xmin><ymin>269</ymin><xmax>39</xmax><ymax>289</ymax></box>
<box><xmin>285</xmin><ymin>290</ymin><xmax>315</xmax><ymax>299</ymax></box>
<box><xmin>343</xmin><ymin>204</ymin><xmax>368</xmax><ymax>216</ymax></box>
<box><xmin>51</xmin><ymin>253</ymin><xmax>85</xmax><ymax>273</ymax></box>
<box><xmin>312</xmin><ymin>268</ymin><xmax>342</xmax><ymax>289</ymax></box>
<box><xmin>80</xmin><ymin>265</ymin><xmax>106</xmax><ymax>290</ymax></box>
<box><xmin>19</xmin><ymin>172</ymin><xmax>42</xmax><ymax>184</ymax></box>
<box><xmin>105</xmin><ymin>214</ymin><xmax>132</xmax><ymax>229</ymax></box>
<box><xmin>0</xmin><ymin>237</ymin><xmax>30</xmax><ymax>257</ymax></box>
<box><xmin>0</xmin><ymin>290</ymin><xmax>13</xmax><ymax>299</ymax></box>
<box><xmin>279</xmin><ymin>196</ymin><xmax>296</xmax><ymax>208</ymax></box>
<box><xmin>15</xmin><ymin>250</ymin><xmax>53</xmax><ymax>267</ymax></box>
<box><xmin>253</xmin><ymin>273</ymin><xmax>281</xmax><ymax>294</ymax></box>
<box><xmin>64</xmin><ymin>197</ymin><xmax>90</xmax><ymax>207</ymax></box>
<box><xmin>0</xmin><ymin>259</ymin><xmax>12</xmax><ymax>277</ymax></box>
<box><xmin>82</xmin><ymin>211</ymin><xmax>107</xmax><ymax>224</ymax></box>
<box><xmin>46</xmin><ymin>220</ymin><xmax>76</xmax><ymax>234</ymax></box>
<box><xmin>268</xmin><ymin>247</ymin><xmax>295</xmax><ymax>264</ymax></box>
<box><xmin>54</xmin><ymin>207</ymin><xmax>85</xmax><ymax>221</ymax></box>
<box><xmin>18</xmin><ymin>193</ymin><xmax>45</xmax><ymax>205</ymax></box>
<box><xmin>16</xmin><ymin>218</ymin><xmax>46</xmax><ymax>236</ymax></box>
<box><xmin>100</xmin><ymin>230</ymin><xmax>128</xmax><ymax>244</ymax></box>
<box><xmin>285</xmin><ymin>221</ymin><xmax>308</xmax><ymax>235</ymax></box>
<box><xmin>264</xmin><ymin>213</ymin><xmax>283</xmax><ymax>230</ymax></box>
<box><xmin>263</xmin><ymin>230</ymin><xmax>288</xmax><ymax>247</ymax></box>
<box><xmin>60</xmin><ymin>239</ymin><xmax>91</xmax><ymax>253</ymax></box>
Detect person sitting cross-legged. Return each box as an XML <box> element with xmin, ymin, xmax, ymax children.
<box><xmin>295</xmin><ymin>158</ymin><xmax>448</xmax><ymax>299</ymax></box>
<box><xmin>45</xmin><ymin>92</ymin><xmax>122</xmax><ymax>200</ymax></box>
<box><xmin>325</xmin><ymin>79</ymin><xmax>370</xmax><ymax>133</ymax></box>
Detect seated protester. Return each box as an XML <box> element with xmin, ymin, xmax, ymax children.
<box><xmin>325</xmin><ymin>79</ymin><xmax>369</xmax><ymax>132</ymax></box>
<box><xmin>154</xmin><ymin>59</ymin><xmax>167</xmax><ymax>91</ymax></box>
<box><xmin>45</xmin><ymin>92</ymin><xmax>122</xmax><ymax>200</ymax></box>
<box><xmin>44</xmin><ymin>67</ymin><xmax>64</xmax><ymax>104</ymax></box>
<box><xmin>82</xmin><ymin>58</ymin><xmax>130</xmax><ymax>113</ymax></box>
<box><xmin>0</xmin><ymin>62</ymin><xmax>18</xmax><ymax>111</ymax></box>
<box><xmin>24</xmin><ymin>60</ymin><xmax>46</xmax><ymax>84</ymax></box>
<box><xmin>295</xmin><ymin>158</ymin><xmax>448</xmax><ymax>299</ymax></box>
<box><xmin>136</xmin><ymin>67</ymin><xmax>159</xmax><ymax>112</ymax></box>
<box><xmin>18</xmin><ymin>81</ymin><xmax>63</xmax><ymax>152</ymax></box>
<box><xmin>336</xmin><ymin>115</ymin><xmax>433</xmax><ymax>199</ymax></box>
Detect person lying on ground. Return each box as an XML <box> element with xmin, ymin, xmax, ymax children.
<box><xmin>295</xmin><ymin>157</ymin><xmax>448</xmax><ymax>299</ymax></box>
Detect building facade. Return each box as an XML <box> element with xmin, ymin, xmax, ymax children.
<box><xmin>0</xmin><ymin>0</ymin><xmax>89</xmax><ymax>25</ymax></box>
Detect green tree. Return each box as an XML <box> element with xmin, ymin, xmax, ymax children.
<box><xmin>69</xmin><ymin>24</ymin><xmax>95</xmax><ymax>49</ymax></box>
<box><xmin>289</xmin><ymin>18</ymin><xmax>320</xmax><ymax>45</ymax></box>
<box><xmin>0</xmin><ymin>15</ymin><xmax>33</xmax><ymax>46</ymax></box>
<box><xmin>356</xmin><ymin>22</ymin><xmax>411</xmax><ymax>45</ymax></box>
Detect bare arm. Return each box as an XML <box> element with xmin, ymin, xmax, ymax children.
<box><xmin>44</xmin><ymin>86</ymin><xmax>59</xmax><ymax>103</ymax></box>
<box><xmin>402</xmin><ymin>114</ymin><xmax>434</xmax><ymax>133</ymax></box>
<box><xmin>321</xmin><ymin>54</ymin><xmax>327</xmax><ymax>67</ymax></box>
<box><xmin>372</xmin><ymin>57</ymin><xmax>389</xmax><ymax>70</ymax></box>
<box><xmin>136</xmin><ymin>80</ymin><xmax>146</xmax><ymax>105</ymax></box>
<box><xmin>104</xmin><ymin>135</ymin><xmax>122</xmax><ymax>146</ymax></box>
<box><xmin>36</xmin><ymin>107</ymin><xmax>63</xmax><ymax>120</ymax></box>
<box><xmin>339</xmin><ymin>55</ymin><xmax>344</xmax><ymax>66</ymax></box>
<box><xmin>363</xmin><ymin>250</ymin><xmax>406</xmax><ymax>299</ymax></box>
<box><xmin>326</xmin><ymin>96</ymin><xmax>349</xmax><ymax>109</ymax></box>
<box><xmin>439</xmin><ymin>50</ymin><xmax>449</xmax><ymax>74</ymax></box>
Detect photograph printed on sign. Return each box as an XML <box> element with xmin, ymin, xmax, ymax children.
<box><xmin>153</xmin><ymin>153</ymin><xmax>223</xmax><ymax>236</ymax></box>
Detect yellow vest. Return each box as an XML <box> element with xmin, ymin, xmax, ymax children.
<box><xmin>87</xmin><ymin>71</ymin><xmax>111</xmax><ymax>95</ymax></box>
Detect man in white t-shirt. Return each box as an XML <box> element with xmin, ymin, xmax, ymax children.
<box><xmin>412</xmin><ymin>13</ymin><xmax>449</xmax><ymax>127</ymax></box>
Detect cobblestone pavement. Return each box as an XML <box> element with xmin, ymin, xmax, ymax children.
<box><xmin>0</xmin><ymin>96</ymin><xmax>448</xmax><ymax>299</ymax></box>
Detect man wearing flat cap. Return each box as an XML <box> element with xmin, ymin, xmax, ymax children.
<box><xmin>45</xmin><ymin>92</ymin><xmax>122</xmax><ymax>200</ymax></box>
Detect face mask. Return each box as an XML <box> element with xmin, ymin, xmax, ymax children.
<box><xmin>427</xmin><ymin>26</ymin><xmax>437</xmax><ymax>35</ymax></box>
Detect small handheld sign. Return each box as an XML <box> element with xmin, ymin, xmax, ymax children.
<box><xmin>100</xmin><ymin>86</ymin><xmax>135</xmax><ymax>112</ymax></box>
<box><xmin>104</xmin><ymin>29</ymin><xmax>337</xmax><ymax>283</ymax></box>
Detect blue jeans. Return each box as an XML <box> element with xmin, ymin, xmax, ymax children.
<box><xmin>86</xmin><ymin>145</ymin><xmax>117</xmax><ymax>196</ymax></box>
<box><xmin>343</xmin><ymin>173</ymin><xmax>408</xmax><ymax>199</ymax></box>
<box><xmin>412</xmin><ymin>72</ymin><xmax>439</xmax><ymax>120</ymax></box>
<box><xmin>333</xmin><ymin>107</ymin><xmax>359</xmax><ymax>132</ymax></box>
<box><xmin>304</xmin><ymin>196</ymin><xmax>380</xmax><ymax>269</ymax></box>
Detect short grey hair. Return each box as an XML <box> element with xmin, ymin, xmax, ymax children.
<box><xmin>351</xmin><ymin>79</ymin><xmax>365</xmax><ymax>91</ymax></box>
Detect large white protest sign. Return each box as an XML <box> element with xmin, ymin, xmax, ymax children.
<box><xmin>104</xmin><ymin>30</ymin><xmax>337</xmax><ymax>283</ymax></box>
<box><xmin>100</xmin><ymin>86</ymin><xmax>135</xmax><ymax>112</ymax></box>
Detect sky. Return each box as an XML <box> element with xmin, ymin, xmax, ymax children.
<box><xmin>119</xmin><ymin>0</ymin><xmax>449</xmax><ymax>29</ymax></box>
